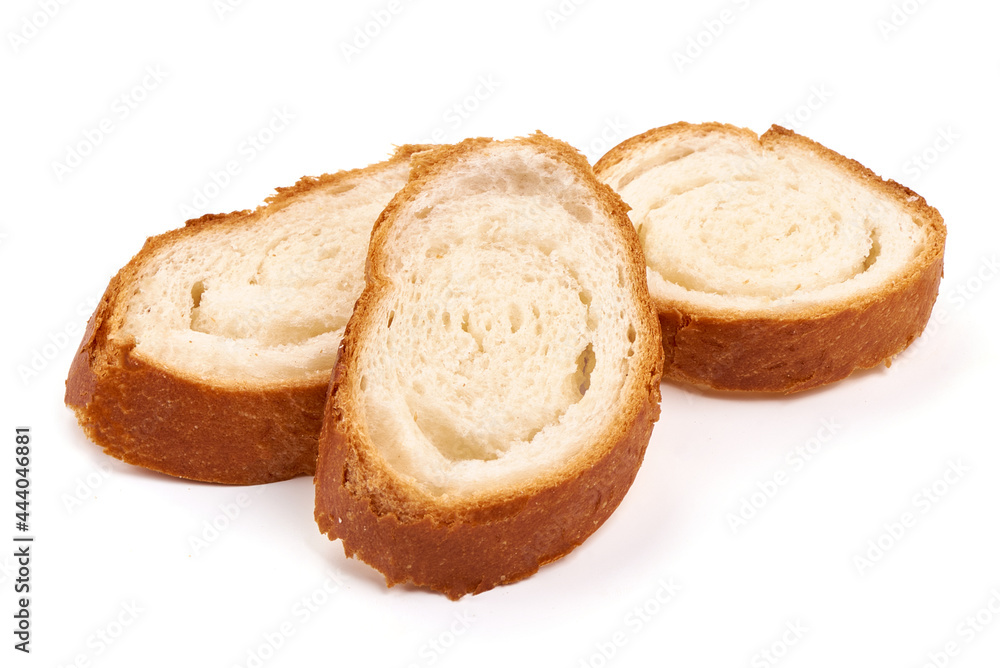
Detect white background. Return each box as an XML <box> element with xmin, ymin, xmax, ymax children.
<box><xmin>2</xmin><ymin>1</ymin><xmax>999</xmax><ymax>666</ymax></box>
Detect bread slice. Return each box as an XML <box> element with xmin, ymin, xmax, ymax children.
<box><xmin>594</xmin><ymin>123</ymin><xmax>946</xmax><ymax>393</ymax></box>
<box><xmin>65</xmin><ymin>145</ymin><xmax>432</xmax><ymax>484</ymax></box>
<box><xmin>314</xmin><ymin>133</ymin><xmax>663</xmax><ymax>598</ymax></box>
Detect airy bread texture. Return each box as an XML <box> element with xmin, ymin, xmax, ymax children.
<box><xmin>595</xmin><ymin>123</ymin><xmax>946</xmax><ymax>392</ymax></box>
<box><xmin>65</xmin><ymin>145</ymin><xmax>431</xmax><ymax>484</ymax></box>
<box><xmin>314</xmin><ymin>133</ymin><xmax>663</xmax><ymax>598</ymax></box>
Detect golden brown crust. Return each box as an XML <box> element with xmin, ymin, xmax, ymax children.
<box><xmin>593</xmin><ymin>121</ymin><xmax>758</xmax><ymax>176</ymax></box>
<box><xmin>314</xmin><ymin>133</ymin><xmax>663</xmax><ymax>597</ymax></box>
<box><xmin>595</xmin><ymin>123</ymin><xmax>947</xmax><ymax>393</ymax></box>
<box><xmin>659</xmin><ymin>252</ymin><xmax>943</xmax><ymax>392</ymax></box>
<box><xmin>64</xmin><ymin>145</ymin><xmax>434</xmax><ymax>485</ymax></box>
<box><xmin>315</xmin><ymin>386</ymin><xmax>658</xmax><ymax>599</ymax></box>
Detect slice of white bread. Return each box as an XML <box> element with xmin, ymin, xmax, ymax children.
<box><xmin>65</xmin><ymin>145</ymin><xmax>432</xmax><ymax>484</ymax></box>
<box><xmin>314</xmin><ymin>134</ymin><xmax>663</xmax><ymax>598</ymax></box>
<box><xmin>594</xmin><ymin>123</ymin><xmax>946</xmax><ymax>393</ymax></box>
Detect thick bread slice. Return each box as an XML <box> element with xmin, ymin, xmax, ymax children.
<box><xmin>314</xmin><ymin>133</ymin><xmax>663</xmax><ymax>598</ymax></box>
<box><xmin>65</xmin><ymin>145</ymin><xmax>432</xmax><ymax>484</ymax></box>
<box><xmin>594</xmin><ymin>123</ymin><xmax>946</xmax><ymax>393</ymax></box>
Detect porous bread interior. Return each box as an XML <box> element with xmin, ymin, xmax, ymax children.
<box><xmin>599</xmin><ymin>128</ymin><xmax>926</xmax><ymax>315</ymax></box>
<box><xmin>356</xmin><ymin>145</ymin><xmax>643</xmax><ymax>497</ymax></box>
<box><xmin>119</xmin><ymin>160</ymin><xmax>411</xmax><ymax>384</ymax></box>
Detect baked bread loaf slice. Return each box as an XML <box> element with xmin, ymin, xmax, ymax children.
<box><xmin>65</xmin><ymin>145</ymin><xmax>431</xmax><ymax>484</ymax></box>
<box><xmin>594</xmin><ymin>123</ymin><xmax>946</xmax><ymax>393</ymax></box>
<box><xmin>314</xmin><ymin>134</ymin><xmax>663</xmax><ymax>598</ymax></box>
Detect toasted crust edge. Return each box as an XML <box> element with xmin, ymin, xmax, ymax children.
<box><xmin>595</xmin><ymin>123</ymin><xmax>947</xmax><ymax>393</ymax></box>
<box><xmin>64</xmin><ymin>145</ymin><xmax>433</xmax><ymax>485</ymax></box>
<box><xmin>314</xmin><ymin>133</ymin><xmax>663</xmax><ymax>597</ymax></box>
